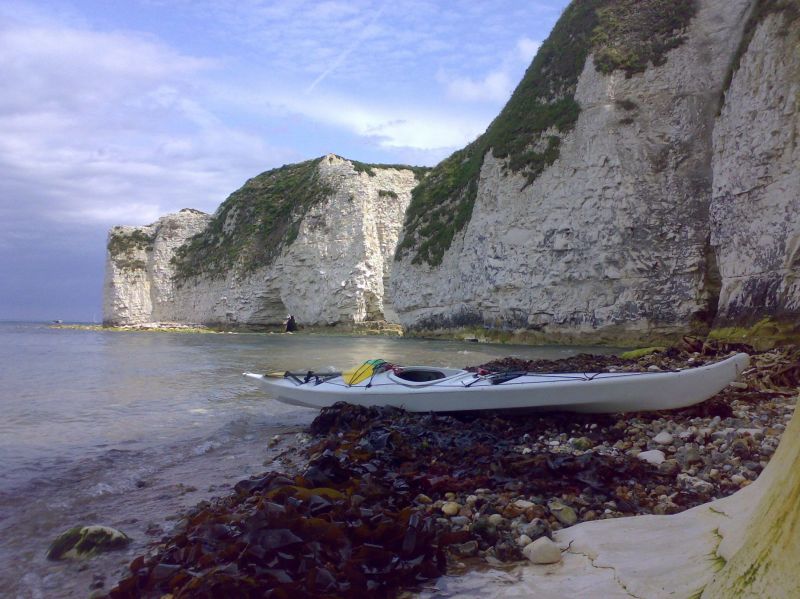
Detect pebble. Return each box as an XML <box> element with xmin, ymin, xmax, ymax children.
<box><xmin>523</xmin><ymin>537</ymin><xmax>561</xmax><ymax>564</ymax></box>
<box><xmin>730</xmin><ymin>439</ymin><xmax>750</xmax><ymax>458</ymax></box>
<box><xmin>520</xmin><ymin>518</ymin><xmax>551</xmax><ymax>540</ymax></box>
<box><xmin>658</xmin><ymin>459</ymin><xmax>681</xmax><ymax>476</ymax></box>
<box><xmin>487</xmin><ymin>514</ymin><xmax>504</xmax><ymax>526</ymax></box>
<box><xmin>547</xmin><ymin>499</ymin><xmax>577</xmax><ymax>526</ymax></box>
<box><xmin>452</xmin><ymin>540</ymin><xmax>479</xmax><ymax>557</ymax></box>
<box><xmin>677</xmin><ymin>474</ymin><xmax>715</xmax><ymax>495</ymax></box>
<box><xmin>514</xmin><ymin>499</ymin><xmax>535</xmax><ymax>510</ymax></box>
<box><xmin>637</xmin><ymin>449</ymin><xmax>666</xmax><ymax>466</ymax></box>
<box><xmin>441</xmin><ymin>502</ymin><xmax>461</xmax><ymax>516</ymax></box>
<box><xmin>677</xmin><ymin>445</ymin><xmax>703</xmax><ymax>466</ymax></box>
<box><xmin>654</xmin><ymin>431</ymin><xmax>673</xmax><ymax>445</ymax></box>
<box><xmin>571</xmin><ymin>437</ymin><xmax>594</xmax><ymax>451</ymax></box>
<box><xmin>516</xmin><ymin>534</ymin><xmax>532</xmax><ymax>547</ymax></box>
<box><xmin>730</xmin><ymin>474</ymin><xmax>746</xmax><ymax>486</ymax></box>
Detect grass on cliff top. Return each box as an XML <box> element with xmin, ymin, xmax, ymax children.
<box><xmin>172</xmin><ymin>158</ymin><xmax>332</xmax><ymax>280</ymax></box>
<box><xmin>396</xmin><ymin>0</ymin><xmax>697</xmax><ymax>267</ymax></box>
<box><xmin>107</xmin><ymin>228</ymin><xmax>153</xmax><ymax>271</ymax></box>
<box><xmin>340</xmin><ymin>156</ymin><xmax>430</xmax><ymax>180</ymax></box>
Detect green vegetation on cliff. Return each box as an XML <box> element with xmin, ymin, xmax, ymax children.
<box><xmin>171</xmin><ymin>156</ymin><xmax>426</xmax><ymax>281</ymax></box>
<box><xmin>397</xmin><ymin>0</ymin><xmax>697</xmax><ymax>266</ymax></box>
<box><xmin>172</xmin><ymin>158</ymin><xmax>333</xmax><ymax>280</ymax></box>
<box><xmin>593</xmin><ymin>0</ymin><xmax>696</xmax><ymax>75</ymax></box>
<box><xmin>345</xmin><ymin>156</ymin><xmax>429</xmax><ymax>180</ymax></box>
<box><xmin>107</xmin><ymin>228</ymin><xmax>153</xmax><ymax>271</ymax></box>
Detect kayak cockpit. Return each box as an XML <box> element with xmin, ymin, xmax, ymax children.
<box><xmin>393</xmin><ymin>369</ymin><xmax>447</xmax><ymax>382</ymax></box>
<box><xmin>386</xmin><ymin>367</ymin><xmax>468</xmax><ymax>387</ymax></box>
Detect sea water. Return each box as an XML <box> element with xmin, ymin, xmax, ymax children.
<box><xmin>0</xmin><ymin>322</ymin><xmax>617</xmax><ymax>597</ymax></box>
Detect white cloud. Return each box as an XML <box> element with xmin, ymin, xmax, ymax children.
<box><xmin>438</xmin><ymin>35</ymin><xmax>542</xmax><ymax>104</ymax></box>
<box><xmin>219</xmin><ymin>84</ymin><xmax>485</xmax><ymax>153</ymax></box>
<box><xmin>0</xmin><ymin>21</ymin><xmax>293</xmax><ymax>230</ymax></box>
<box><xmin>517</xmin><ymin>36</ymin><xmax>542</xmax><ymax>62</ymax></box>
<box><xmin>67</xmin><ymin>203</ymin><xmax>165</xmax><ymax>227</ymax></box>
<box><xmin>443</xmin><ymin>70</ymin><xmax>515</xmax><ymax>103</ymax></box>
<box><xmin>0</xmin><ymin>1</ymin><xmax>555</xmax><ymax>235</ymax></box>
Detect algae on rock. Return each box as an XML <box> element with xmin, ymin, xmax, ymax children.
<box><xmin>701</xmin><ymin>390</ymin><xmax>800</xmax><ymax>597</ymax></box>
<box><xmin>47</xmin><ymin>525</ymin><xmax>130</xmax><ymax>560</ymax></box>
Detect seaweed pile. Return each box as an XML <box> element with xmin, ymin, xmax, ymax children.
<box><xmin>473</xmin><ymin>337</ymin><xmax>755</xmax><ymax>374</ymax></box>
<box><xmin>107</xmin><ymin>341</ymin><xmax>798</xmax><ymax>598</ymax></box>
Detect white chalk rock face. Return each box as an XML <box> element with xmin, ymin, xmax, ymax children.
<box><xmin>103</xmin><ymin>156</ymin><xmax>419</xmax><ymax>327</ymax></box>
<box><xmin>710</xmin><ymin>11</ymin><xmax>800</xmax><ymax>325</ymax></box>
<box><xmin>103</xmin><ymin>209</ymin><xmax>211</xmax><ymax>325</ymax></box>
<box><xmin>390</xmin><ymin>0</ymin><xmax>754</xmax><ymax>343</ymax></box>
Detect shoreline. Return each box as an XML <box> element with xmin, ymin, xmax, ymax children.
<box><xmin>51</xmin><ymin>321</ymin><xmax>405</xmax><ymax>337</ymax></box>
<box><xmin>51</xmin><ymin>315</ymin><xmax>800</xmax><ymax>349</ymax></box>
<box><xmin>0</xmin><ymin>420</ymin><xmax>312</xmax><ymax>599</ymax></box>
<box><xmin>105</xmin><ymin>340</ymin><xmax>799</xmax><ymax>597</ymax></box>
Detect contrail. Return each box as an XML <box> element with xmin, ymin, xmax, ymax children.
<box><xmin>305</xmin><ymin>2</ymin><xmax>387</xmax><ymax>94</ymax></box>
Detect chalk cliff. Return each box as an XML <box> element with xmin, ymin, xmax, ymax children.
<box><xmin>105</xmin><ymin>1</ymin><xmax>799</xmax><ymax>342</ymax></box>
<box><xmin>391</xmin><ymin>0</ymin><xmax>799</xmax><ymax>344</ymax></box>
<box><xmin>103</xmin><ymin>209</ymin><xmax>212</xmax><ymax>325</ymax></box>
<box><xmin>710</xmin><ymin>6</ymin><xmax>800</xmax><ymax>327</ymax></box>
<box><xmin>103</xmin><ymin>155</ymin><xmax>421</xmax><ymax>327</ymax></box>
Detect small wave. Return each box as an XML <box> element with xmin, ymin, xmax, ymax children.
<box><xmin>88</xmin><ymin>482</ymin><xmax>116</xmax><ymax>497</ymax></box>
<box><xmin>192</xmin><ymin>440</ymin><xmax>222</xmax><ymax>455</ymax></box>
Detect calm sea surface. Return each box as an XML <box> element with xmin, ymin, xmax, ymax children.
<box><xmin>0</xmin><ymin>322</ymin><xmax>619</xmax><ymax>597</ymax></box>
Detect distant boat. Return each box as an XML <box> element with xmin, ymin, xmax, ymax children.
<box><xmin>243</xmin><ymin>353</ymin><xmax>750</xmax><ymax>414</ymax></box>
<box><xmin>52</xmin><ymin>320</ymin><xmax>63</xmax><ymax>324</ymax></box>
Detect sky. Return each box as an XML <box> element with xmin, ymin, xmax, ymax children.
<box><xmin>0</xmin><ymin>0</ymin><xmax>569</xmax><ymax>322</ymax></box>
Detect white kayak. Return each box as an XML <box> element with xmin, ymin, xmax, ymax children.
<box><xmin>243</xmin><ymin>353</ymin><xmax>750</xmax><ymax>414</ymax></box>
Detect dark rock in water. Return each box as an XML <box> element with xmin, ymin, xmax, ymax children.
<box><xmin>47</xmin><ymin>525</ymin><xmax>131</xmax><ymax>560</ymax></box>
<box><xmin>89</xmin><ymin>574</ymin><xmax>105</xmax><ymax>590</ymax></box>
<box><xmin>452</xmin><ymin>540</ymin><xmax>479</xmax><ymax>557</ymax></box>
<box><xmin>472</xmin><ymin>516</ymin><xmax>499</xmax><ymax>543</ymax></box>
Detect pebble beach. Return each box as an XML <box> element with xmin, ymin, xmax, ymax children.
<box><xmin>104</xmin><ymin>339</ymin><xmax>799</xmax><ymax>598</ymax></box>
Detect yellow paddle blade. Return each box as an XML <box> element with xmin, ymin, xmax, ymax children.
<box><xmin>266</xmin><ymin>371</ymin><xmax>286</xmax><ymax>378</ymax></box>
<box><xmin>342</xmin><ymin>359</ymin><xmax>386</xmax><ymax>385</ymax></box>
